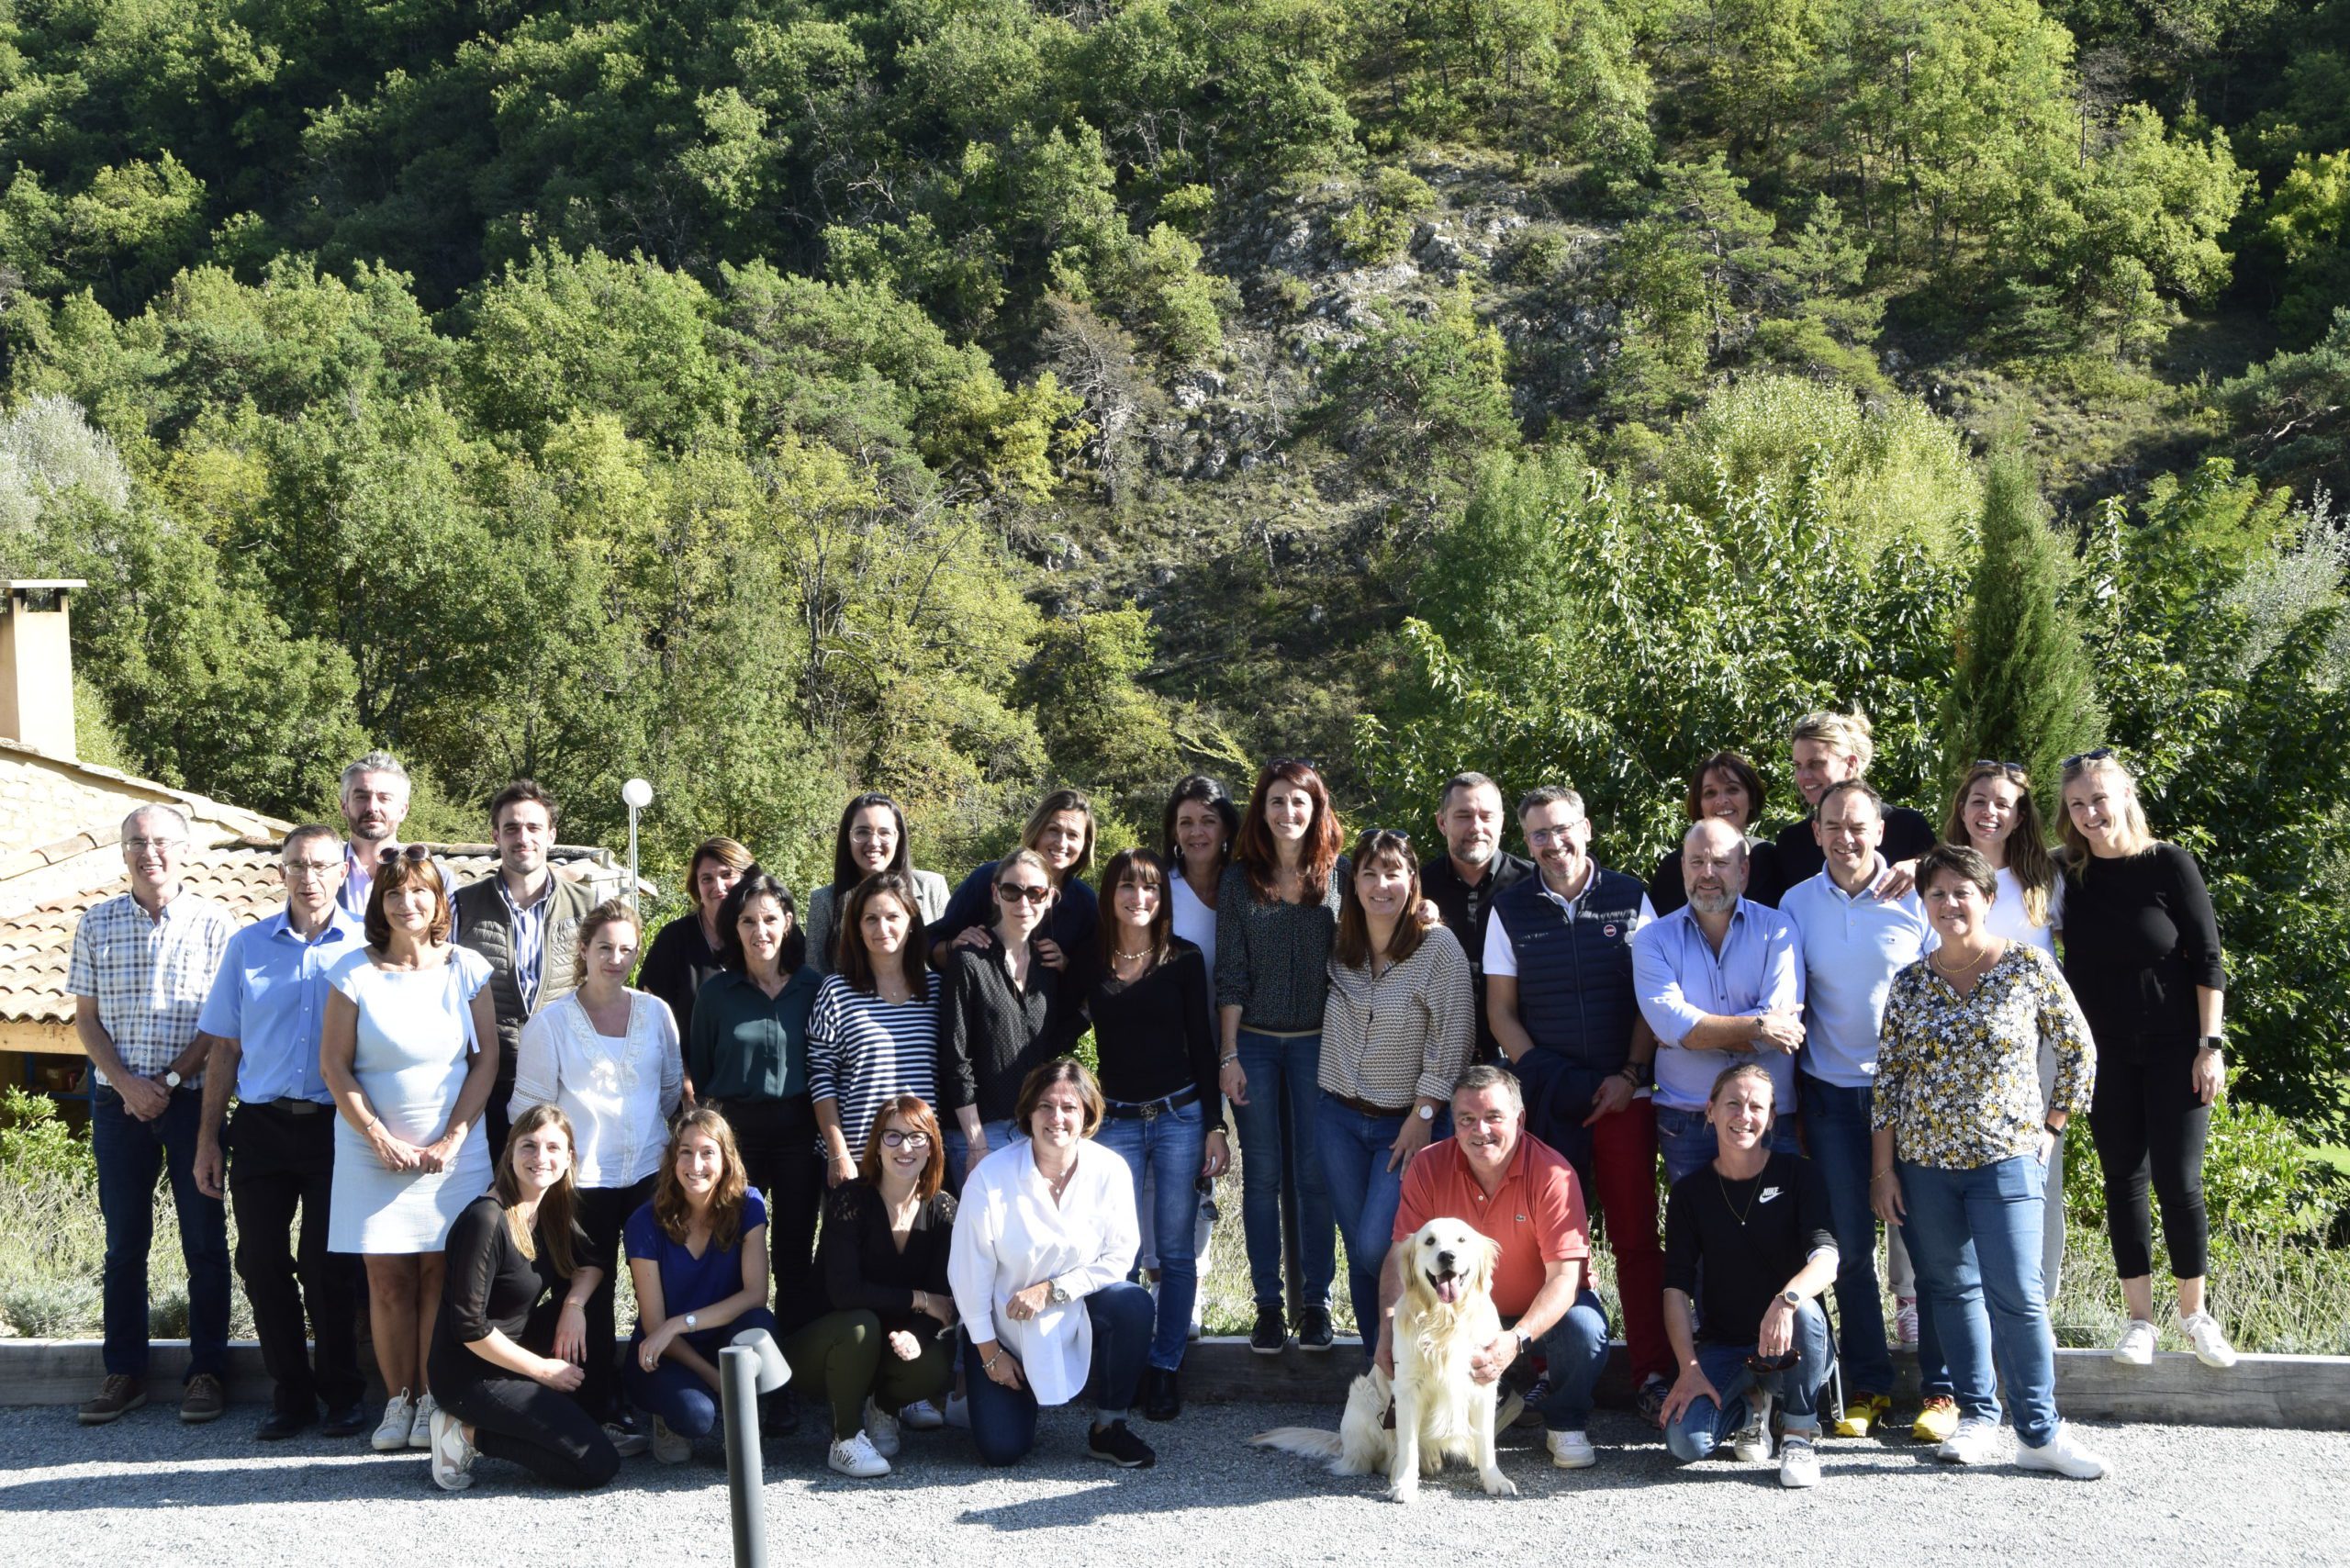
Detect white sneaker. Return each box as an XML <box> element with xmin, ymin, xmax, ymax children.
<box><xmin>2016</xmin><ymin>1421</ymin><xmax>2110</xmax><ymax>1480</ymax></box>
<box><xmin>899</xmin><ymin>1399</ymin><xmax>945</xmax><ymax>1431</ymax></box>
<box><xmin>1729</xmin><ymin>1390</ymin><xmax>1774</xmax><ymax>1462</ymax></box>
<box><xmin>408</xmin><ymin>1392</ymin><xmax>439</xmax><ymax>1450</ymax></box>
<box><xmin>1893</xmin><ymin>1297</ymin><xmax>1920</xmax><ymax>1348</ymax></box>
<box><xmin>862</xmin><ymin>1396</ymin><xmax>903</xmax><ymax>1459</ymax></box>
<box><xmin>651</xmin><ymin>1415</ymin><xmax>691</xmax><ymax>1464</ymax></box>
<box><xmin>2111</xmin><ymin>1317</ymin><xmax>2159</xmax><ymax>1366</ymax></box>
<box><xmin>1545</xmin><ymin>1428</ymin><xmax>1596</xmax><ymax>1470</ymax></box>
<box><xmin>371</xmin><ymin>1390</ymin><xmax>416</xmax><ymax>1452</ymax></box>
<box><xmin>1937</xmin><ymin>1417</ymin><xmax>2004</xmax><ymax>1464</ymax></box>
<box><xmin>2177</xmin><ymin>1309</ymin><xmax>2239</xmax><ymax>1369</ymax></box>
<box><xmin>602</xmin><ymin>1421</ymin><xmax>651</xmax><ymax>1460</ymax></box>
<box><xmin>943</xmin><ymin>1392</ymin><xmax>970</xmax><ymax>1430</ymax></box>
<box><xmin>427</xmin><ymin>1406</ymin><xmax>475</xmax><ymax>1492</ymax></box>
<box><xmin>1779</xmin><ymin>1433</ymin><xmax>1820</xmax><ymax>1488</ymax></box>
<box><xmin>1495</xmin><ymin>1390</ymin><xmax>1526</xmax><ymax>1431</ymax></box>
<box><xmin>827</xmin><ymin>1430</ymin><xmax>891</xmax><ymax>1478</ymax></box>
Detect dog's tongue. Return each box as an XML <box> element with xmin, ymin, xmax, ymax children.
<box><xmin>1434</xmin><ymin>1275</ymin><xmax>1461</xmax><ymax>1304</ymax></box>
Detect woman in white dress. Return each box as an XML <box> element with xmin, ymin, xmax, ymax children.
<box><xmin>322</xmin><ymin>847</ymin><xmax>499</xmax><ymax>1452</ymax></box>
<box><xmin>509</xmin><ymin>897</ymin><xmax>682</xmax><ymax>1433</ymax></box>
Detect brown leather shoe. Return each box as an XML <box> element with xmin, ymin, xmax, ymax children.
<box><xmin>78</xmin><ymin>1374</ymin><xmax>148</xmax><ymax>1426</ymax></box>
<box><xmin>180</xmin><ymin>1373</ymin><xmax>227</xmax><ymax>1424</ymax></box>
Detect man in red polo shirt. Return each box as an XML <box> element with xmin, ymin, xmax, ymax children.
<box><xmin>1374</xmin><ymin>1064</ymin><xmax>1616</xmax><ymax>1471</ymax></box>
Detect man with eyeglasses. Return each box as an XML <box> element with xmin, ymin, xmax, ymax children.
<box><xmin>188</xmin><ymin>824</ymin><xmax>372</xmax><ymax>1441</ymax></box>
<box><xmin>1481</xmin><ymin>785</ymin><xmax>1673</xmax><ymax>1425</ymax></box>
<box><xmin>336</xmin><ymin>750</ymin><xmax>417</xmax><ymax>921</ymax></box>
<box><xmin>1418</xmin><ymin>772</ymin><xmax>1532</xmax><ymax>1066</ymax></box>
<box><xmin>68</xmin><ymin>804</ymin><xmax>239</xmax><ymax>1426</ymax></box>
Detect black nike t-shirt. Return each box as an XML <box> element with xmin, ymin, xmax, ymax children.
<box><xmin>1662</xmin><ymin>1151</ymin><xmax>1836</xmax><ymax>1346</ymax></box>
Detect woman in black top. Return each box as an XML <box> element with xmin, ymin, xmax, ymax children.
<box><xmin>938</xmin><ymin>849</ymin><xmax>1068</xmax><ymax>1186</ymax></box>
<box><xmin>1075</xmin><ymin>849</ymin><xmax>1225</xmax><ymax>1419</ymax></box>
<box><xmin>636</xmin><ymin>836</ymin><xmax>751</xmax><ymax>1045</ymax></box>
<box><xmin>2058</xmin><ymin>753</ymin><xmax>2237</xmax><ymax>1369</ymax></box>
<box><xmin>423</xmin><ymin>1104</ymin><xmax>620</xmax><ymax>1492</ymax></box>
<box><xmin>783</xmin><ymin>1096</ymin><xmax>959</xmax><ymax>1478</ymax></box>
<box><xmin>1650</xmin><ymin>751</ymin><xmax>1787</xmax><ymax>913</ymax></box>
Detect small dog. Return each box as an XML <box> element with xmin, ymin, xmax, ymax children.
<box><xmin>1251</xmin><ymin>1218</ymin><xmax>1515</xmax><ymax>1502</ymax></box>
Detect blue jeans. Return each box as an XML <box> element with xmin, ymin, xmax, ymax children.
<box><xmin>960</xmin><ymin>1282</ymin><xmax>1154</xmax><ymax>1465</ymax></box>
<box><xmin>943</xmin><ymin>1119</ymin><xmax>1020</xmax><ymax>1198</ymax></box>
<box><xmin>1095</xmin><ymin>1100</ymin><xmax>1208</xmax><ymax>1371</ymax></box>
<box><xmin>623</xmin><ymin>1306</ymin><xmax>781</xmax><ymax>1439</ymax></box>
<box><xmin>1656</xmin><ymin>1103</ymin><xmax>1797</xmax><ymax>1186</ymax></box>
<box><xmin>1316</xmin><ymin>1098</ymin><xmax>1451</xmax><ymax>1358</ymax></box>
<box><xmin>94</xmin><ymin>1087</ymin><xmax>231</xmax><ymax>1382</ymax></box>
<box><xmin>1663</xmin><ymin>1299</ymin><xmax>1835</xmax><ymax>1460</ymax></box>
<box><xmin>1517</xmin><ymin>1288</ymin><xmax>1614</xmax><ymax>1433</ymax></box>
<box><xmin>1797</xmin><ymin>1075</ymin><xmax>1897</xmax><ymax>1396</ymax></box>
<box><xmin>1897</xmin><ymin>1156</ymin><xmax>2060</xmax><ymax>1447</ymax></box>
<box><xmin>1230</xmin><ymin>1030</ymin><xmax>1334</xmax><ymax>1314</ymax></box>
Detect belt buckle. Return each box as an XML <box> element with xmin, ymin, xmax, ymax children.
<box><xmin>1141</xmin><ymin>1099</ymin><xmax>1162</xmax><ymax>1122</ymax></box>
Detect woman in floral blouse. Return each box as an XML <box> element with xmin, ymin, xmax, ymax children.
<box><xmin>1871</xmin><ymin>845</ymin><xmax>2107</xmax><ymax>1481</ymax></box>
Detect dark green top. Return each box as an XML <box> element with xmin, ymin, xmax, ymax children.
<box><xmin>687</xmin><ymin>966</ymin><xmax>821</xmax><ymax>1103</ymax></box>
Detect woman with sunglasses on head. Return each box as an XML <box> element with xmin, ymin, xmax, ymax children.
<box><xmin>931</xmin><ymin>790</ymin><xmax>1101</xmax><ymax>968</ymax></box>
<box><xmin>786</xmin><ymin>1097</ymin><xmax>960</xmax><ymax>1477</ymax></box>
<box><xmin>322</xmin><ymin>846</ymin><xmax>500</xmax><ymax>1455</ymax></box>
<box><xmin>637</xmin><ymin>837</ymin><xmax>752</xmax><ymax>1047</ymax></box>
<box><xmin>1215</xmin><ymin>759</ymin><xmax>1348</xmax><ymax>1355</ymax></box>
<box><xmin>1317</xmin><ymin>829</ymin><xmax>1473</xmax><ymax>1361</ymax></box>
<box><xmin>810</xmin><ymin>871</ymin><xmax>944</xmax><ymax>1188</ymax></box>
<box><xmin>938</xmin><ymin>851</ymin><xmax>1072</xmax><ymax>1186</ymax></box>
<box><xmin>1070</xmin><ymin>849</ymin><xmax>1225</xmax><ymax>1419</ymax></box>
<box><xmin>805</xmin><ymin>796</ymin><xmax>951</xmax><ymax>975</ymax></box>
<box><xmin>2056</xmin><ymin>752</ymin><xmax>2238</xmax><ymax>1371</ymax></box>
<box><xmin>422</xmin><ymin>1105</ymin><xmax>622</xmax><ymax>1492</ymax></box>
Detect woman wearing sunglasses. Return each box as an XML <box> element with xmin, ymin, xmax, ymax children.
<box><xmin>785</xmin><ymin>1096</ymin><xmax>958</xmax><ymax>1477</ymax></box>
<box><xmin>938</xmin><ymin>851</ymin><xmax>1074</xmax><ymax>1188</ymax></box>
<box><xmin>1659</xmin><ymin>1062</ymin><xmax>1839</xmax><ymax>1490</ymax></box>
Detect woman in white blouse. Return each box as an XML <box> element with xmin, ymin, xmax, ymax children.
<box><xmin>510</xmin><ymin>899</ymin><xmax>683</xmax><ymax>1435</ymax></box>
<box><xmin>949</xmin><ymin>1058</ymin><xmax>1157</xmax><ymax>1469</ymax></box>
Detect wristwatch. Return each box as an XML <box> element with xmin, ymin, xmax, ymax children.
<box><xmin>2198</xmin><ymin>1035</ymin><xmax>2224</xmax><ymax>1058</ymax></box>
<box><xmin>1047</xmin><ymin>1278</ymin><xmax>1071</xmax><ymax>1305</ymax></box>
<box><xmin>162</xmin><ymin>1070</ymin><xmax>183</xmax><ymax>1089</ymax></box>
<box><xmin>1515</xmin><ymin>1330</ymin><xmax>1533</xmax><ymax>1361</ymax></box>
<box><xmin>1780</xmin><ymin>1288</ymin><xmax>1802</xmax><ymax>1308</ymax></box>
<box><xmin>1620</xmin><ymin>1061</ymin><xmax>1653</xmax><ymax>1090</ymax></box>
<box><xmin>683</xmin><ymin>1313</ymin><xmax>699</xmax><ymax>1332</ymax></box>
<box><xmin>1416</xmin><ymin>1103</ymin><xmax>1436</xmax><ymax>1122</ymax></box>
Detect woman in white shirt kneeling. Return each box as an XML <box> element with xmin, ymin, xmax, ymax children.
<box><xmin>950</xmin><ymin>1058</ymin><xmax>1156</xmax><ymax>1468</ymax></box>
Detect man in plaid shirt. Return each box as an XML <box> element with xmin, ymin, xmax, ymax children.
<box><xmin>69</xmin><ymin>804</ymin><xmax>239</xmax><ymax>1427</ymax></box>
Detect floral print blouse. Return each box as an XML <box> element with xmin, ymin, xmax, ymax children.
<box><xmin>1873</xmin><ymin>944</ymin><xmax>2096</xmax><ymax>1170</ymax></box>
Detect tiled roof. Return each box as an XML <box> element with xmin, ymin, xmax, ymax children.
<box><xmin>0</xmin><ymin>736</ymin><xmax>293</xmax><ymax>838</ymax></box>
<box><xmin>0</xmin><ymin>841</ymin><xmax>623</xmax><ymax>1026</ymax></box>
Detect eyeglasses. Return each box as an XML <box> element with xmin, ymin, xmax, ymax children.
<box><xmin>2061</xmin><ymin>748</ymin><xmax>2115</xmax><ymax>770</ymax></box>
<box><xmin>123</xmin><ymin>838</ymin><xmax>185</xmax><ymax>854</ymax></box>
<box><xmin>879</xmin><ymin>1130</ymin><xmax>932</xmax><ymax>1149</ymax></box>
<box><xmin>282</xmin><ymin>861</ymin><xmax>341</xmax><ymax>879</ymax></box>
<box><xmin>1526</xmin><ymin>823</ymin><xmax>1585</xmax><ymax>846</ymax></box>
<box><xmin>996</xmin><ymin>883</ymin><xmax>1051</xmax><ymax>905</ymax></box>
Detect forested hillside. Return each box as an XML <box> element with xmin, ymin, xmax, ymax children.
<box><xmin>2</xmin><ymin>2</ymin><xmax>2345</xmax><ymax>1133</ymax></box>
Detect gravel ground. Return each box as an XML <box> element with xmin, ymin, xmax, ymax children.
<box><xmin>7</xmin><ymin>1400</ymin><xmax>2346</xmax><ymax>1567</ymax></box>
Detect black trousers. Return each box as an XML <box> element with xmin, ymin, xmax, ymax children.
<box><xmin>710</xmin><ymin>1095</ymin><xmax>823</xmax><ymax>1333</ymax></box>
<box><xmin>430</xmin><ymin>1346</ymin><xmax>621</xmax><ymax>1490</ymax></box>
<box><xmin>2090</xmin><ymin>1039</ymin><xmax>2211</xmax><ymax>1280</ymax></box>
<box><xmin>228</xmin><ymin>1101</ymin><xmax>364</xmax><ymax>1414</ymax></box>
<box><xmin>573</xmin><ymin>1175</ymin><xmax>657</xmax><ymax>1420</ymax></box>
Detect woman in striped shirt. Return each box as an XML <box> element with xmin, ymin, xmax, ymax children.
<box><xmin>1317</xmin><ymin>829</ymin><xmax>1474</xmax><ymax>1358</ymax></box>
<box><xmin>810</xmin><ymin>873</ymin><xmax>943</xmax><ymax>1191</ymax></box>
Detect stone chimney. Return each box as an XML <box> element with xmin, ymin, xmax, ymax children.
<box><xmin>0</xmin><ymin>579</ymin><xmax>85</xmax><ymax>760</ymax></box>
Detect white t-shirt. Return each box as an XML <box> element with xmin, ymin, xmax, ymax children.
<box><xmin>1169</xmin><ymin>876</ymin><xmax>1219</xmax><ymax>1011</ymax></box>
<box><xmin>1985</xmin><ymin>866</ymin><xmax>2063</xmax><ymax>955</ymax></box>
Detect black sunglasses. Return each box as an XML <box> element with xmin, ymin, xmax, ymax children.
<box><xmin>1972</xmin><ymin>759</ymin><xmax>2027</xmax><ymax>774</ymax></box>
<box><xmin>1744</xmin><ymin>1349</ymin><xmax>1800</xmax><ymax>1375</ymax></box>
<box><xmin>1267</xmin><ymin>757</ymin><xmax>1320</xmax><ymax>775</ymax></box>
<box><xmin>2061</xmin><ymin>748</ymin><xmax>2115</xmax><ymax>770</ymax></box>
<box><xmin>995</xmin><ymin>882</ymin><xmax>1051</xmax><ymax>905</ymax></box>
<box><xmin>376</xmin><ymin>844</ymin><xmax>433</xmax><ymax>866</ymax></box>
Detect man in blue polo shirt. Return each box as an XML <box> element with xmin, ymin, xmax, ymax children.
<box><xmin>1632</xmin><ymin>817</ymin><xmax>1804</xmax><ymax>1184</ymax></box>
<box><xmin>193</xmin><ymin>824</ymin><xmax>372</xmax><ymax>1441</ymax></box>
<box><xmin>1779</xmin><ymin>778</ymin><xmax>1953</xmax><ymax>1441</ymax></box>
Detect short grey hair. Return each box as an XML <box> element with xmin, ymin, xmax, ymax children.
<box><xmin>1516</xmin><ymin>784</ymin><xmax>1584</xmax><ymax>822</ymax></box>
<box><xmin>340</xmin><ymin>751</ymin><xmax>411</xmax><ymax>800</ymax></box>
<box><xmin>1438</xmin><ymin>771</ymin><xmax>1501</xmax><ymax>811</ymax></box>
<box><xmin>121</xmin><ymin>803</ymin><xmax>190</xmax><ymax>840</ymax></box>
<box><xmin>1451</xmin><ymin>1063</ymin><xmax>1524</xmax><ymax>1111</ymax></box>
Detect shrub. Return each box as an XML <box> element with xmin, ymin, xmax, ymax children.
<box><xmin>0</xmin><ymin>1088</ymin><xmax>93</xmax><ymax>1183</ymax></box>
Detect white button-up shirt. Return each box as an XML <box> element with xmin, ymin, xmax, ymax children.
<box><xmin>508</xmin><ymin>990</ymin><xmax>682</xmax><ymax>1187</ymax></box>
<box><xmin>949</xmin><ymin>1139</ymin><xmax>1139</xmax><ymax>1407</ymax></box>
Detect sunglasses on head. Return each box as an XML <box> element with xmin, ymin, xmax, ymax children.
<box><xmin>377</xmin><ymin>844</ymin><xmax>433</xmax><ymax>866</ymax></box>
<box><xmin>2061</xmin><ymin>748</ymin><xmax>2115</xmax><ymax>770</ymax></box>
<box><xmin>1972</xmin><ymin>759</ymin><xmax>2027</xmax><ymax>775</ymax></box>
<box><xmin>1268</xmin><ymin>757</ymin><xmax>1320</xmax><ymax>776</ymax></box>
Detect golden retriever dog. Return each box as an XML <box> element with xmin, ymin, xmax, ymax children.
<box><xmin>1251</xmin><ymin>1218</ymin><xmax>1515</xmax><ymax>1503</ymax></box>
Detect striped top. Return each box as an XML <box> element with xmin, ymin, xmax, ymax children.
<box><xmin>806</xmin><ymin>970</ymin><xmax>943</xmax><ymax>1159</ymax></box>
<box><xmin>1319</xmin><ymin>924</ymin><xmax>1475</xmax><ymax>1109</ymax></box>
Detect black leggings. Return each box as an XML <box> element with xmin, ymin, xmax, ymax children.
<box><xmin>2089</xmin><ymin>1040</ymin><xmax>2210</xmax><ymax>1280</ymax></box>
<box><xmin>430</xmin><ymin>1353</ymin><xmax>621</xmax><ymax>1490</ymax></box>
<box><xmin>714</xmin><ymin>1097</ymin><xmax>824</xmax><ymax>1332</ymax></box>
<box><xmin>574</xmin><ymin>1176</ymin><xmax>657</xmax><ymax>1419</ymax></box>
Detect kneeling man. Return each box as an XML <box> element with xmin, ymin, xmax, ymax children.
<box><xmin>1375</xmin><ymin>1065</ymin><xmax>1612</xmax><ymax>1470</ymax></box>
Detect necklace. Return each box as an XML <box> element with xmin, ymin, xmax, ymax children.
<box><xmin>1930</xmin><ymin>942</ymin><xmax>1996</xmax><ymax>981</ymax></box>
<box><xmin>1040</xmin><ymin>1153</ymin><xmax>1078</xmax><ymax>1202</ymax></box>
<box><xmin>1717</xmin><ymin>1167</ymin><xmax>1761</xmax><ymax>1227</ymax></box>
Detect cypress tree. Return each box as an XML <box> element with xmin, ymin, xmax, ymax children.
<box><xmin>1941</xmin><ymin>453</ymin><xmax>2107</xmax><ymax>807</ymax></box>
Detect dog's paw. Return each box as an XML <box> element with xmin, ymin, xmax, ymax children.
<box><xmin>1481</xmin><ymin>1470</ymin><xmax>1519</xmax><ymax>1498</ymax></box>
<box><xmin>1384</xmin><ymin>1478</ymin><xmax>1419</xmax><ymax>1505</ymax></box>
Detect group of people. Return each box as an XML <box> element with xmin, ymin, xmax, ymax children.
<box><xmin>67</xmin><ymin>709</ymin><xmax>2236</xmax><ymax>1493</ymax></box>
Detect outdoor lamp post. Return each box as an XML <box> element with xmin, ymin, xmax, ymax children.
<box><xmin>621</xmin><ymin>777</ymin><xmax>654</xmax><ymax>913</ymax></box>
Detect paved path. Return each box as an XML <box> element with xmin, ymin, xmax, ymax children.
<box><xmin>7</xmin><ymin>1402</ymin><xmax>2345</xmax><ymax>1566</ymax></box>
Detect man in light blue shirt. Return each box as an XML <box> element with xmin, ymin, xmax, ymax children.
<box><xmin>1631</xmin><ymin>818</ymin><xmax>1804</xmax><ymax>1184</ymax></box>
<box><xmin>1779</xmin><ymin>779</ymin><xmax>1943</xmax><ymax>1436</ymax></box>
<box><xmin>192</xmin><ymin>823</ymin><xmax>371</xmax><ymax>1441</ymax></box>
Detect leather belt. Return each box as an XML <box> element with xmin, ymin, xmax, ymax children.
<box><xmin>1327</xmin><ymin>1092</ymin><xmax>1413</xmax><ymax>1119</ymax></box>
<box><xmin>1102</xmin><ymin>1085</ymin><xmax>1201</xmax><ymax>1121</ymax></box>
<box><xmin>255</xmin><ymin>1097</ymin><xmax>327</xmax><ymax>1115</ymax></box>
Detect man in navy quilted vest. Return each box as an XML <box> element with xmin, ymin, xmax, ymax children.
<box><xmin>1482</xmin><ymin>784</ymin><xmax>1673</xmax><ymax>1427</ymax></box>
